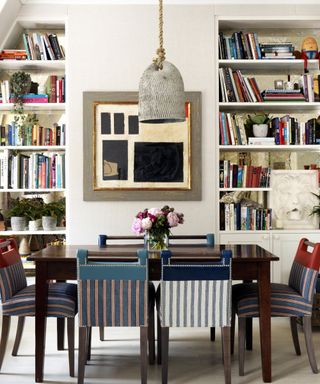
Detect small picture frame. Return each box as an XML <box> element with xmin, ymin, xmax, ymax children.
<box><xmin>274</xmin><ymin>80</ymin><xmax>284</xmax><ymax>90</ymax></box>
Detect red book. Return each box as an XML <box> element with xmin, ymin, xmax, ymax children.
<box><xmin>232</xmin><ymin>72</ymin><xmax>245</xmax><ymax>102</ymax></box>
<box><xmin>50</xmin><ymin>75</ymin><xmax>57</xmax><ymax>103</ymax></box>
<box><xmin>249</xmin><ymin>78</ymin><xmax>263</xmax><ymax>102</ymax></box>
<box><xmin>246</xmin><ymin>165</ymin><xmax>253</xmax><ymax>187</ymax></box>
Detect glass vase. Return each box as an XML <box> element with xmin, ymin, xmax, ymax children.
<box><xmin>145</xmin><ymin>231</ymin><xmax>169</xmax><ymax>254</ymax></box>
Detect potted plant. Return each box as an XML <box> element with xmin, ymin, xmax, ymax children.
<box><xmin>9</xmin><ymin>71</ymin><xmax>38</xmax><ymax>134</ymax></box>
<box><xmin>41</xmin><ymin>199</ymin><xmax>65</xmax><ymax>231</ymax></box>
<box><xmin>5</xmin><ymin>198</ymin><xmax>30</xmax><ymax>231</ymax></box>
<box><xmin>245</xmin><ymin>113</ymin><xmax>271</xmax><ymax>137</ymax></box>
<box><xmin>25</xmin><ymin>197</ymin><xmax>44</xmax><ymax>231</ymax></box>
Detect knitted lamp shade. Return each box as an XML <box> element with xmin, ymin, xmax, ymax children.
<box><xmin>138</xmin><ymin>61</ymin><xmax>185</xmax><ymax>124</ymax></box>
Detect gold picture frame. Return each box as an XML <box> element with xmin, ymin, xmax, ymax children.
<box><xmin>83</xmin><ymin>92</ymin><xmax>201</xmax><ymax>201</ymax></box>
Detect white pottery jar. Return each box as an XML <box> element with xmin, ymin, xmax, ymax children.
<box><xmin>11</xmin><ymin>217</ymin><xmax>27</xmax><ymax>231</ymax></box>
<box><xmin>253</xmin><ymin>124</ymin><xmax>268</xmax><ymax>137</ymax></box>
<box><xmin>42</xmin><ymin>216</ymin><xmax>57</xmax><ymax>231</ymax></box>
<box><xmin>29</xmin><ymin>219</ymin><xmax>42</xmax><ymax>231</ymax></box>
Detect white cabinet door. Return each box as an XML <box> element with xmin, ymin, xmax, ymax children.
<box><xmin>271</xmin><ymin>233</ymin><xmax>319</xmax><ymax>284</ymax></box>
<box><xmin>219</xmin><ymin>232</ymin><xmax>271</xmax><ymax>251</ymax></box>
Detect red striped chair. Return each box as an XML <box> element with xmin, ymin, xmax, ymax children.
<box><xmin>232</xmin><ymin>238</ymin><xmax>320</xmax><ymax>376</ymax></box>
<box><xmin>0</xmin><ymin>239</ymin><xmax>77</xmax><ymax>376</ymax></box>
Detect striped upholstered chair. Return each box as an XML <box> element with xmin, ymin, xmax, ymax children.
<box><xmin>232</xmin><ymin>238</ymin><xmax>320</xmax><ymax>376</ymax></box>
<box><xmin>77</xmin><ymin>248</ymin><xmax>151</xmax><ymax>384</ymax></box>
<box><xmin>157</xmin><ymin>249</ymin><xmax>232</xmax><ymax>384</ymax></box>
<box><xmin>0</xmin><ymin>238</ymin><xmax>77</xmax><ymax>376</ymax></box>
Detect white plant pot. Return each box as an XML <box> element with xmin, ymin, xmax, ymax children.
<box><xmin>42</xmin><ymin>216</ymin><xmax>57</xmax><ymax>231</ymax></box>
<box><xmin>253</xmin><ymin>124</ymin><xmax>268</xmax><ymax>137</ymax></box>
<box><xmin>29</xmin><ymin>219</ymin><xmax>42</xmax><ymax>231</ymax></box>
<box><xmin>10</xmin><ymin>217</ymin><xmax>27</xmax><ymax>231</ymax></box>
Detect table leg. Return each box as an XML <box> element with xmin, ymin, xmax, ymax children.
<box><xmin>258</xmin><ymin>262</ymin><xmax>271</xmax><ymax>383</ymax></box>
<box><xmin>57</xmin><ymin>319</ymin><xmax>65</xmax><ymax>350</ymax></box>
<box><xmin>35</xmin><ymin>262</ymin><xmax>48</xmax><ymax>383</ymax></box>
<box><xmin>243</xmin><ymin>280</ymin><xmax>253</xmax><ymax>350</ymax></box>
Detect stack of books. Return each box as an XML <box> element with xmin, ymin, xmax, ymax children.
<box><xmin>219</xmin><ymin>31</ymin><xmax>262</xmax><ymax>59</ymax></box>
<box><xmin>0</xmin><ymin>50</ymin><xmax>28</xmax><ymax>60</ymax></box>
<box><xmin>248</xmin><ymin>137</ymin><xmax>275</xmax><ymax>145</ymax></box>
<box><xmin>219</xmin><ymin>67</ymin><xmax>263</xmax><ymax>102</ymax></box>
<box><xmin>262</xmin><ymin>89</ymin><xmax>305</xmax><ymax>102</ymax></box>
<box><xmin>260</xmin><ymin>43</ymin><xmax>295</xmax><ymax>59</ymax></box>
<box><xmin>22</xmin><ymin>32</ymin><xmax>65</xmax><ymax>60</ymax></box>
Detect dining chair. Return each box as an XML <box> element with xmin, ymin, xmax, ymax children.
<box><xmin>77</xmin><ymin>248</ymin><xmax>152</xmax><ymax>384</ymax></box>
<box><xmin>232</xmin><ymin>238</ymin><xmax>320</xmax><ymax>375</ymax></box>
<box><xmin>97</xmin><ymin>235</ymin><xmax>156</xmax><ymax>364</ymax></box>
<box><xmin>157</xmin><ymin>248</ymin><xmax>232</xmax><ymax>384</ymax></box>
<box><xmin>0</xmin><ymin>238</ymin><xmax>77</xmax><ymax>376</ymax></box>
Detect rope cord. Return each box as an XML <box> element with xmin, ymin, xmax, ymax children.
<box><xmin>153</xmin><ymin>0</ymin><xmax>166</xmax><ymax>69</ymax></box>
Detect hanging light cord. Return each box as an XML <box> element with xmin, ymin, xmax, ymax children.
<box><xmin>153</xmin><ymin>0</ymin><xmax>166</xmax><ymax>69</ymax></box>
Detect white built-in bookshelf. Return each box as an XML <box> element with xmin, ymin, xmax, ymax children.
<box><xmin>216</xmin><ymin>16</ymin><xmax>320</xmax><ymax>283</ymax></box>
<box><xmin>0</xmin><ymin>17</ymin><xmax>67</xmax><ymax>244</ymax></box>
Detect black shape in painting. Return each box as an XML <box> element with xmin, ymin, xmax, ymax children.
<box><xmin>102</xmin><ymin>140</ymin><xmax>128</xmax><ymax>180</ymax></box>
<box><xmin>129</xmin><ymin>115</ymin><xmax>139</xmax><ymax>134</ymax></box>
<box><xmin>114</xmin><ymin>113</ymin><xmax>124</xmax><ymax>134</ymax></box>
<box><xmin>101</xmin><ymin>112</ymin><xmax>111</xmax><ymax>134</ymax></box>
<box><xmin>134</xmin><ymin>142</ymin><xmax>184</xmax><ymax>182</ymax></box>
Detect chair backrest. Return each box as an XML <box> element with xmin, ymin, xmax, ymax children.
<box><xmin>159</xmin><ymin>248</ymin><xmax>232</xmax><ymax>328</ymax></box>
<box><xmin>0</xmin><ymin>239</ymin><xmax>27</xmax><ymax>302</ymax></box>
<box><xmin>77</xmin><ymin>248</ymin><xmax>149</xmax><ymax>327</ymax></box>
<box><xmin>288</xmin><ymin>238</ymin><xmax>320</xmax><ymax>302</ymax></box>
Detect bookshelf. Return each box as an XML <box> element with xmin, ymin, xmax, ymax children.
<box><xmin>216</xmin><ymin>16</ymin><xmax>320</xmax><ymax>283</ymax></box>
<box><xmin>0</xmin><ymin>17</ymin><xmax>67</xmax><ymax>249</ymax></box>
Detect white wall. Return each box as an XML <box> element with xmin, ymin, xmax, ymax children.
<box><xmin>17</xmin><ymin>3</ymin><xmax>320</xmax><ymax>244</ymax></box>
<box><xmin>67</xmin><ymin>5</ymin><xmax>215</xmax><ymax>244</ymax></box>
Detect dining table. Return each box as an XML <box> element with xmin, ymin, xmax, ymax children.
<box><xmin>28</xmin><ymin>243</ymin><xmax>279</xmax><ymax>383</ymax></box>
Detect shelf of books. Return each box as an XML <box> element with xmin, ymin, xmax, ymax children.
<box><xmin>216</xmin><ymin>17</ymin><xmax>320</xmax><ymax>238</ymax></box>
<box><xmin>0</xmin><ymin>18</ymin><xmax>67</xmax><ymax>251</ymax></box>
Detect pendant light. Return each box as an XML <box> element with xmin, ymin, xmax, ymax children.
<box><xmin>138</xmin><ymin>0</ymin><xmax>185</xmax><ymax>124</ymax></box>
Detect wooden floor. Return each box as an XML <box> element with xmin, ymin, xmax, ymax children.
<box><xmin>0</xmin><ymin>315</ymin><xmax>319</xmax><ymax>384</ymax></box>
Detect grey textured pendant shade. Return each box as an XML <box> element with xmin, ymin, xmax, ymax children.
<box><xmin>138</xmin><ymin>0</ymin><xmax>185</xmax><ymax>124</ymax></box>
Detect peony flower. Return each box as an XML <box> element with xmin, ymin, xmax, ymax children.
<box><xmin>141</xmin><ymin>217</ymin><xmax>152</xmax><ymax>231</ymax></box>
<box><xmin>167</xmin><ymin>211</ymin><xmax>180</xmax><ymax>227</ymax></box>
<box><xmin>131</xmin><ymin>218</ymin><xmax>143</xmax><ymax>235</ymax></box>
<box><xmin>148</xmin><ymin>207</ymin><xmax>163</xmax><ymax>217</ymax></box>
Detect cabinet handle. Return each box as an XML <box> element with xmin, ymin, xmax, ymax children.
<box><xmin>262</xmin><ymin>235</ymin><xmax>269</xmax><ymax>240</ymax></box>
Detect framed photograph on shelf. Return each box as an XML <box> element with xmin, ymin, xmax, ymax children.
<box><xmin>270</xmin><ymin>170</ymin><xmax>319</xmax><ymax>229</ymax></box>
<box><xmin>83</xmin><ymin>91</ymin><xmax>201</xmax><ymax>201</ymax></box>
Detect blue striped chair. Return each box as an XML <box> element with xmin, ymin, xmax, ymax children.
<box><xmin>157</xmin><ymin>249</ymin><xmax>232</xmax><ymax>384</ymax></box>
<box><xmin>0</xmin><ymin>239</ymin><xmax>77</xmax><ymax>376</ymax></box>
<box><xmin>77</xmin><ymin>248</ymin><xmax>152</xmax><ymax>384</ymax></box>
<box><xmin>232</xmin><ymin>238</ymin><xmax>320</xmax><ymax>376</ymax></box>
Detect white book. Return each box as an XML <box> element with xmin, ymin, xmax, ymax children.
<box><xmin>228</xmin><ymin>68</ymin><xmax>240</xmax><ymax>102</ymax></box>
<box><xmin>226</xmin><ymin>113</ymin><xmax>236</xmax><ymax>145</ymax></box>
<box><xmin>0</xmin><ymin>149</ymin><xmax>9</xmax><ymax>189</ymax></box>
<box><xmin>248</xmin><ymin>137</ymin><xmax>275</xmax><ymax>145</ymax></box>
<box><xmin>244</xmin><ymin>77</ymin><xmax>257</xmax><ymax>102</ymax></box>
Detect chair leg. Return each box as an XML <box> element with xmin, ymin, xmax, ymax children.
<box><xmin>221</xmin><ymin>327</ymin><xmax>231</xmax><ymax>384</ymax></box>
<box><xmin>157</xmin><ymin>315</ymin><xmax>162</xmax><ymax>365</ymax></box>
<box><xmin>78</xmin><ymin>327</ymin><xmax>87</xmax><ymax>384</ymax></box>
<box><xmin>245</xmin><ymin>317</ymin><xmax>253</xmax><ymax>350</ymax></box>
<box><xmin>303</xmin><ymin>317</ymin><xmax>318</xmax><ymax>374</ymax></box>
<box><xmin>0</xmin><ymin>315</ymin><xmax>11</xmax><ymax>371</ymax></box>
<box><xmin>86</xmin><ymin>327</ymin><xmax>92</xmax><ymax>362</ymax></box>
<box><xmin>67</xmin><ymin>318</ymin><xmax>75</xmax><ymax>377</ymax></box>
<box><xmin>238</xmin><ymin>317</ymin><xmax>246</xmax><ymax>376</ymax></box>
<box><xmin>12</xmin><ymin>316</ymin><xmax>25</xmax><ymax>356</ymax></box>
<box><xmin>140</xmin><ymin>326</ymin><xmax>148</xmax><ymax>384</ymax></box>
<box><xmin>148</xmin><ymin>305</ymin><xmax>155</xmax><ymax>365</ymax></box>
<box><xmin>231</xmin><ymin>306</ymin><xmax>236</xmax><ymax>355</ymax></box>
<box><xmin>290</xmin><ymin>317</ymin><xmax>301</xmax><ymax>356</ymax></box>
<box><xmin>99</xmin><ymin>326</ymin><xmax>104</xmax><ymax>341</ymax></box>
<box><xmin>210</xmin><ymin>327</ymin><xmax>216</xmax><ymax>341</ymax></box>
<box><xmin>161</xmin><ymin>327</ymin><xmax>169</xmax><ymax>384</ymax></box>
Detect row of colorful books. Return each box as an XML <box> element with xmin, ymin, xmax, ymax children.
<box><xmin>0</xmin><ymin>123</ymin><xmax>66</xmax><ymax>146</ymax></box>
<box><xmin>219</xmin><ymin>113</ymin><xmax>320</xmax><ymax>145</ymax></box>
<box><xmin>23</xmin><ymin>32</ymin><xmax>65</xmax><ymax>61</ymax></box>
<box><xmin>220</xmin><ymin>203</ymin><xmax>272</xmax><ymax>231</ymax></box>
<box><xmin>0</xmin><ymin>150</ymin><xmax>65</xmax><ymax>189</ymax></box>
<box><xmin>218</xmin><ymin>31</ymin><xmax>262</xmax><ymax>60</ymax></box>
<box><xmin>219</xmin><ymin>160</ymin><xmax>271</xmax><ymax>188</ymax></box>
<box><xmin>219</xmin><ymin>68</ymin><xmax>262</xmax><ymax>102</ymax></box>
<box><xmin>218</xmin><ymin>31</ymin><xmax>295</xmax><ymax>60</ymax></box>
<box><xmin>46</xmin><ymin>75</ymin><xmax>66</xmax><ymax>103</ymax></box>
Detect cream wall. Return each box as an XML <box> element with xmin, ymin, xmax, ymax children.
<box><xmin>18</xmin><ymin>3</ymin><xmax>320</xmax><ymax>244</ymax></box>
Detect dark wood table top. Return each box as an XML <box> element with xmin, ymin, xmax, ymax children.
<box><xmin>29</xmin><ymin>243</ymin><xmax>279</xmax><ymax>263</ymax></box>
